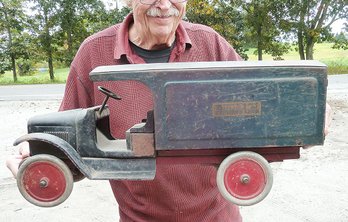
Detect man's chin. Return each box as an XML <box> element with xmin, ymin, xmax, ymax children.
<box><xmin>148</xmin><ymin>16</ymin><xmax>176</xmax><ymax>27</ymax></box>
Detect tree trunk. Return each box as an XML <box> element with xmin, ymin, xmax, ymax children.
<box><xmin>65</xmin><ymin>11</ymin><xmax>73</xmax><ymax>66</ymax></box>
<box><xmin>257</xmin><ymin>25</ymin><xmax>263</xmax><ymax>61</ymax></box>
<box><xmin>44</xmin><ymin>9</ymin><xmax>54</xmax><ymax>80</ymax></box>
<box><xmin>47</xmin><ymin>39</ymin><xmax>54</xmax><ymax>80</ymax></box>
<box><xmin>297</xmin><ymin>1</ymin><xmax>306</xmax><ymax>60</ymax></box>
<box><xmin>3</xmin><ymin>7</ymin><xmax>17</xmax><ymax>82</ymax></box>
<box><xmin>10</xmin><ymin>53</ymin><xmax>17</xmax><ymax>82</ymax></box>
<box><xmin>67</xmin><ymin>28</ymin><xmax>73</xmax><ymax>60</ymax></box>
<box><xmin>63</xmin><ymin>3</ymin><xmax>74</xmax><ymax>66</ymax></box>
<box><xmin>305</xmin><ymin>38</ymin><xmax>315</xmax><ymax>60</ymax></box>
<box><xmin>297</xmin><ymin>30</ymin><xmax>305</xmax><ymax>60</ymax></box>
<box><xmin>48</xmin><ymin>54</ymin><xmax>54</xmax><ymax>80</ymax></box>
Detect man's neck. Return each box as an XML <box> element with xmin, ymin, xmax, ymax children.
<box><xmin>129</xmin><ymin>23</ymin><xmax>176</xmax><ymax>50</ymax></box>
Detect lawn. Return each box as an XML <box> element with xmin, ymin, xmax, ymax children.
<box><xmin>0</xmin><ymin>67</ymin><xmax>69</xmax><ymax>85</ymax></box>
<box><xmin>1</xmin><ymin>43</ymin><xmax>347</xmax><ymax>85</ymax></box>
<box><xmin>246</xmin><ymin>43</ymin><xmax>348</xmax><ymax>74</ymax></box>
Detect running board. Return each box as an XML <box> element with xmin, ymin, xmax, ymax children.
<box><xmin>81</xmin><ymin>157</ymin><xmax>156</xmax><ymax>180</ymax></box>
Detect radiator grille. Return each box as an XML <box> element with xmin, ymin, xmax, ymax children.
<box><xmin>44</xmin><ymin>131</ymin><xmax>69</xmax><ymax>142</ymax></box>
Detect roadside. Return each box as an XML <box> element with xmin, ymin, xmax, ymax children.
<box><xmin>0</xmin><ymin>84</ymin><xmax>65</xmax><ymax>101</ymax></box>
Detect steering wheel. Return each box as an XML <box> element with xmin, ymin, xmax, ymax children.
<box><xmin>97</xmin><ymin>86</ymin><xmax>122</xmax><ymax>114</ymax></box>
<box><xmin>98</xmin><ymin>86</ymin><xmax>121</xmax><ymax>100</ymax></box>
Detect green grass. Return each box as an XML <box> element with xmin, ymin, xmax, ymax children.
<box><xmin>246</xmin><ymin>43</ymin><xmax>348</xmax><ymax>74</ymax></box>
<box><xmin>0</xmin><ymin>67</ymin><xmax>69</xmax><ymax>85</ymax></box>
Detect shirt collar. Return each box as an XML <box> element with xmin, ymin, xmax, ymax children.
<box><xmin>114</xmin><ymin>13</ymin><xmax>192</xmax><ymax>62</ymax></box>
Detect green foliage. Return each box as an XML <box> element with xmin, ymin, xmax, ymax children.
<box><xmin>17</xmin><ymin>58</ymin><xmax>35</xmax><ymax>76</ymax></box>
<box><xmin>186</xmin><ymin>0</ymin><xmax>248</xmax><ymax>59</ymax></box>
<box><xmin>264</xmin><ymin>42</ymin><xmax>292</xmax><ymax>60</ymax></box>
<box><xmin>0</xmin><ymin>57</ymin><xmax>11</xmax><ymax>75</ymax></box>
<box><xmin>242</xmin><ymin>0</ymin><xmax>291</xmax><ymax>60</ymax></box>
<box><xmin>57</xmin><ymin>0</ymin><xmax>102</xmax><ymax>65</ymax></box>
<box><xmin>30</xmin><ymin>0</ymin><xmax>61</xmax><ymax>80</ymax></box>
<box><xmin>333</xmin><ymin>32</ymin><xmax>348</xmax><ymax>50</ymax></box>
<box><xmin>185</xmin><ymin>0</ymin><xmax>295</xmax><ymax>60</ymax></box>
<box><xmin>0</xmin><ymin>37</ymin><xmax>10</xmax><ymax>75</ymax></box>
<box><xmin>0</xmin><ymin>0</ymin><xmax>27</xmax><ymax>81</ymax></box>
<box><xmin>282</xmin><ymin>0</ymin><xmax>348</xmax><ymax>60</ymax></box>
<box><xmin>324</xmin><ymin>58</ymin><xmax>348</xmax><ymax>75</ymax></box>
<box><xmin>54</xmin><ymin>1</ymin><xmax>130</xmax><ymax>66</ymax></box>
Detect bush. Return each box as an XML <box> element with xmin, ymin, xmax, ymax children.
<box><xmin>17</xmin><ymin>59</ymin><xmax>35</xmax><ymax>76</ymax></box>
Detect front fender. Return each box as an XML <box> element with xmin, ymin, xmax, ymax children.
<box><xmin>14</xmin><ymin>133</ymin><xmax>91</xmax><ymax>177</ymax></box>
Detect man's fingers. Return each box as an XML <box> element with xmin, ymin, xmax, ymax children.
<box><xmin>5</xmin><ymin>157</ymin><xmax>22</xmax><ymax>178</ymax></box>
<box><xmin>18</xmin><ymin>142</ymin><xmax>30</xmax><ymax>157</ymax></box>
<box><xmin>324</xmin><ymin>103</ymin><xmax>333</xmax><ymax>136</ymax></box>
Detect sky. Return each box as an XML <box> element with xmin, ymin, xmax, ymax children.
<box><xmin>102</xmin><ymin>0</ymin><xmax>124</xmax><ymax>9</ymax></box>
<box><xmin>332</xmin><ymin>19</ymin><xmax>346</xmax><ymax>34</ymax></box>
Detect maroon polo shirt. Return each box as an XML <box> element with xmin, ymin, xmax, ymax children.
<box><xmin>60</xmin><ymin>13</ymin><xmax>242</xmax><ymax>222</ymax></box>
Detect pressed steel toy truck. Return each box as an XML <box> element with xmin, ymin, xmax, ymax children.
<box><xmin>14</xmin><ymin>60</ymin><xmax>327</xmax><ymax>207</ymax></box>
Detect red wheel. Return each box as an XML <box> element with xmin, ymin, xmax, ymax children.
<box><xmin>17</xmin><ymin>154</ymin><xmax>73</xmax><ymax>207</ymax></box>
<box><xmin>217</xmin><ymin>151</ymin><xmax>273</xmax><ymax>206</ymax></box>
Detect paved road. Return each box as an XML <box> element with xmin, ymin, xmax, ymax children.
<box><xmin>327</xmin><ymin>74</ymin><xmax>348</xmax><ymax>93</ymax></box>
<box><xmin>0</xmin><ymin>84</ymin><xmax>65</xmax><ymax>101</ymax></box>
<box><xmin>0</xmin><ymin>74</ymin><xmax>347</xmax><ymax>101</ymax></box>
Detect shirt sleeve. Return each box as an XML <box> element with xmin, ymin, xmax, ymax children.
<box><xmin>59</xmin><ymin>44</ymin><xmax>94</xmax><ymax>111</ymax></box>
<box><xmin>216</xmin><ymin>34</ymin><xmax>243</xmax><ymax>62</ymax></box>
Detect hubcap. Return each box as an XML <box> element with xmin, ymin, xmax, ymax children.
<box><xmin>22</xmin><ymin>161</ymin><xmax>67</xmax><ymax>202</ymax></box>
<box><xmin>224</xmin><ymin>158</ymin><xmax>266</xmax><ymax>200</ymax></box>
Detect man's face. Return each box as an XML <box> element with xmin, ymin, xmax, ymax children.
<box><xmin>130</xmin><ymin>0</ymin><xmax>187</xmax><ymax>43</ymax></box>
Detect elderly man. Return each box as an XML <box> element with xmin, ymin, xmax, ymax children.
<box><xmin>8</xmin><ymin>0</ymin><xmax>243</xmax><ymax>221</ymax></box>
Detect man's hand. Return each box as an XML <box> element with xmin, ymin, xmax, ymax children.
<box><xmin>6</xmin><ymin>142</ymin><xmax>30</xmax><ymax>178</ymax></box>
<box><xmin>303</xmin><ymin>103</ymin><xmax>332</xmax><ymax>149</ymax></box>
<box><xmin>324</xmin><ymin>103</ymin><xmax>333</xmax><ymax>136</ymax></box>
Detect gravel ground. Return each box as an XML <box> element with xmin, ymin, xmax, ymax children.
<box><xmin>1</xmin><ymin>78</ymin><xmax>347</xmax><ymax>222</ymax></box>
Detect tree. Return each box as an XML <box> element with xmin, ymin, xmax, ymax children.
<box><xmin>244</xmin><ymin>0</ymin><xmax>292</xmax><ymax>60</ymax></box>
<box><xmin>0</xmin><ymin>37</ymin><xmax>11</xmax><ymax>75</ymax></box>
<box><xmin>0</xmin><ymin>0</ymin><xmax>26</xmax><ymax>81</ymax></box>
<box><xmin>285</xmin><ymin>0</ymin><xmax>348</xmax><ymax>60</ymax></box>
<box><xmin>58</xmin><ymin>0</ymin><xmax>101</xmax><ymax>66</ymax></box>
<box><xmin>186</xmin><ymin>0</ymin><xmax>248</xmax><ymax>59</ymax></box>
<box><xmin>57</xmin><ymin>0</ymin><xmax>130</xmax><ymax>66</ymax></box>
<box><xmin>29</xmin><ymin>0</ymin><xmax>60</xmax><ymax>80</ymax></box>
<box><xmin>186</xmin><ymin>0</ymin><xmax>292</xmax><ymax>60</ymax></box>
<box><xmin>24</xmin><ymin>0</ymin><xmax>129</xmax><ymax>79</ymax></box>
<box><xmin>333</xmin><ymin>23</ymin><xmax>348</xmax><ymax>50</ymax></box>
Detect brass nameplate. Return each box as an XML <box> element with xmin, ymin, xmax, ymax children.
<box><xmin>212</xmin><ymin>101</ymin><xmax>261</xmax><ymax>117</ymax></box>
